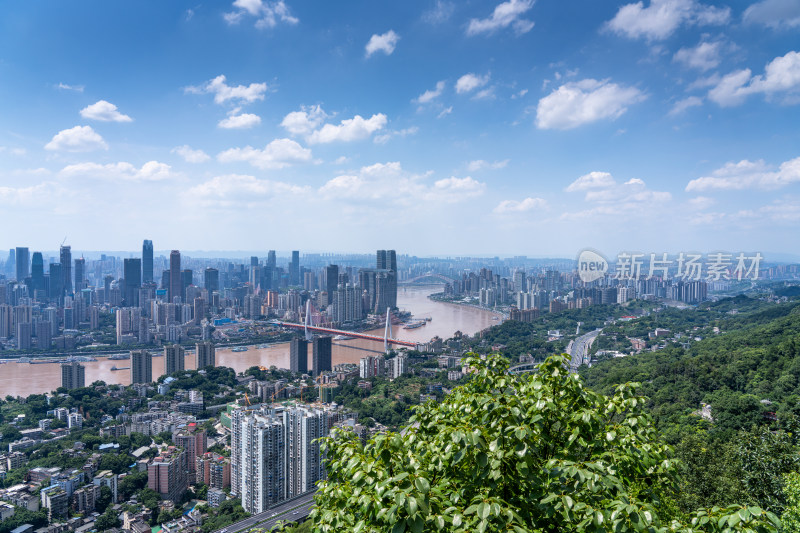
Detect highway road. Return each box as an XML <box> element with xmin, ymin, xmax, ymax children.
<box><xmin>213</xmin><ymin>491</ymin><xmax>316</xmax><ymax>533</ymax></box>
<box><xmin>568</xmin><ymin>328</ymin><xmax>601</xmax><ymax>372</ymax></box>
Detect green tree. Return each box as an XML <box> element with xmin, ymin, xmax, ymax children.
<box><xmin>313</xmin><ymin>353</ymin><xmax>780</xmax><ymax>533</ymax></box>
<box><xmin>96</xmin><ymin>485</ymin><xmax>113</xmax><ymax>514</ymax></box>
<box><xmin>95</xmin><ymin>508</ymin><xmax>121</xmax><ymax>530</ymax></box>
<box><xmin>781</xmin><ymin>472</ymin><xmax>800</xmax><ymax>531</ymax></box>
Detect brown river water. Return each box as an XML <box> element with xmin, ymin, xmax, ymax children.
<box><xmin>0</xmin><ymin>286</ymin><xmax>502</xmax><ymax>398</ymax></box>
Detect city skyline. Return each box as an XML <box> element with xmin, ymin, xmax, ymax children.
<box><xmin>1</xmin><ymin>2</ymin><xmax>799</xmax><ymax>255</ymax></box>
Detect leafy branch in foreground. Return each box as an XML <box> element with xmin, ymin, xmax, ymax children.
<box><xmin>311</xmin><ymin>353</ymin><xmax>780</xmax><ymax>533</ymax></box>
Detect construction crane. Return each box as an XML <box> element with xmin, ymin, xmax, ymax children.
<box><xmin>243</xmin><ymin>393</ymin><xmax>252</xmax><ymax>406</ymax></box>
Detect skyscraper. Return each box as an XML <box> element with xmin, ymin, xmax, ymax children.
<box><xmin>15</xmin><ymin>247</ymin><xmax>29</xmax><ymax>282</ymax></box>
<box><xmin>131</xmin><ymin>350</ymin><xmax>152</xmax><ymax>384</ymax></box>
<box><xmin>169</xmin><ymin>250</ymin><xmax>182</xmax><ymax>303</ymax></box>
<box><xmin>236</xmin><ymin>410</ymin><xmax>286</xmax><ymax>512</ymax></box>
<box><xmin>325</xmin><ymin>265</ymin><xmax>339</xmax><ymax>299</ymax></box>
<box><xmin>164</xmin><ymin>344</ymin><xmax>185</xmax><ymax>375</ymax></box>
<box><xmin>31</xmin><ymin>252</ymin><xmax>45</xmax><ymax>294</ymax></box>
<box><xmin>182</xmin><ymin>269</ymin><xmax>193</xmax><ymax>295</ymax></box>
<box><xmin>49</xmin><ymin>263</ymin><xmax>63</xmax><ymax>301</ymax></box>
<box><xmin>312</xmin><ymin>335</ymin><xmax>332</xmax><ymax>377</ymax></box>
<box><xmin>290</xmin><ymin>251</ymin><xmax>300</xmax><ymax>286</ymax></box>
<box><xmin>204</xmin><ymin>268</ymin><xmax>219</xmax><ymax>293</ymax></box>
<box><xmin>267</xmin><ymin>250</ymin><xmax>276</xmax><ymax>269</ymax></box>
<box><xmin>61</xmin><ymin>361</ymin><xmax>85</xmax><ymax>389</ymax></box>
<box><xmin>196</xmin><ymin>341</ymin><xmax>215</xmax><ymax>369</ymax></box>
<box><xmin>123</xmin><ymin>258</ymin><xmax>142</xmax><ymax>307</ymax></box>
<box><xmin>74</xmin><ymin>257</ymin><xmax>85</xmax><ymax>291</ymax></box>
<box><xmin>376</xmin><ymin>250</ymin><xmax>398</xmax><ymax>309</ymax></box>
<box><xmin>142</xmin><ymin>240</ymin><xmax>154</xmax><ymax>283</ymax></box>
<box><xmin>290</xmin><ymin>337</ymin><xmax>308</xmax><ymax>374</ymax></box>
<box><xmin>60</xmin><ymin>246</ymin><xmax>72</xmax><ymax>294</ymax></box>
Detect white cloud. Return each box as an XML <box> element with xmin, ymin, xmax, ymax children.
<box><xmin>185</xmin><ymin>75</ymin><xmax>268</xmax><ymax>105</ymax></box>
<box><xmin>80</xmin><ymin>100</ymin><xmax>133</xmax><ymax>122</ymax></box>
<box><xmin>423</xmin><ymin>1</ymin><xmax>455</xmax><ymax>24</ymax></box>
<box><xmin>669</xmin><ymin>95</ymin><xmax>704</xmax><ymax>115</ymax></box>
<box><xmin>565</xmin><ymin>171</ymin><xmax>616</xmax><ymax>192</ymax></box>
<box><xmin>0</xmin><ymin>146</ymin><xmax>26</xmax><ymax>156</ymax></box>
<box><xmin>467</xmin><ymin>159</ymin><xmax>509</xmax><ymax>171</ymax></box>
<box><xmin>171</xmin><ymin>145</ymin><xmax>210</xmax><ymax>163</ymax></box>
<box><xmin>688</xmin><ymin>196</ymin><xmax>715</xmax><ymax>209</ymax></box>
<box><xmin>686</xmin><ymin>156</ymin><xmax>800</xmax><ymax>191</ymax></box>
<box><xmin>414</xmin><ymin>81</ymin><xmax>446</xmax><ymax>104</ymax></box>
<box><xmin>743</xmin><ymin>0</ymin><xmax>800</xmax><ymax>29</ymax></box>
<box><xmin>437</xmin><ymin>106</ymin><xmax>454</xmax><ymax>118</ymax></box>
<box><xmin>466</xmin><ymin>0</ymin><xmax>535</xmax><ymax>36</ymax></box>
<box><xmin>373</xmin><ymin>127</ymin><xmax>419</xmax><ymax>145</ymax></box>
<box><xmin>493</xmin><ymin>197</ymin><xmax>547</xmax><ymax>213</ymax></box>
<box><xmin>605</xmin><ymin>0</ymin><xmax>730</xmax><ymax>41</ymax></box>
<box><xmin>456</xmin><ymin>73</ymin><xmax>490</xmax><ymax>94</ymax></box>
<box><xmin>189</xmin><ymin>174</ymin><xmax>307</xmax><ymax>206</ymax></box>
<box><xmin>45</xmin><ymin>125</ymin><xmax>108</xmax><ymax>152</ymax></box>
<box><xmin>224</xmin><ymin>0</ymin><xmax>298</xmax><ymax>28</ymax></box>
<box><xmin>217</xmin><ymin>138</ymin><xmax>312</xmax><ymax>169</ymax></box>
<box><xmin>280</xmin><ymin>105</ymin><xmax>327</xmax><ymax>136</ymax></box>
<box><xmin>218</xmin><ymin>113</ymin><xmax>262</xmax><ymax>129</ymax></box>
<box><xmin>57</xmin><ymin>83</ymin><xmax>84</xmax><ymax>92</ymax></box>
<box><xmin>307</xmin><ymin>114</ymin><xmax>387</xmax><ymax>144</ymax></box>
<box><xmin>365</xmin><ymin>30</ymin><xmax>400</xmax><ymax>57</ymax></box>
<box><xmin>60</xmin><ymin>161</ymin><xmax>177</xmax><ymax>181</ymax></box>
<box><xmin>708</xmin><ymin>51</ymin><xmax>800</xmax><ymax>106</ymax></box>
<box><xmin>319</xmin><ymin>162</ymin><xmax>484</xmax><ymax>206</ymax></box>
<box><xmin>0</xmin><ymin>183</ymin><xmax>56</xmax><ymax>205</ymax></box>
<box><xmin>536</xmin><ymin>79</ymin><xmax>645</xmax><ymax>130</ymax></box>
<box><xmin>673</xmin><ymin>41</ymin><xmax>722</xmax><ymax>71</ymax></box>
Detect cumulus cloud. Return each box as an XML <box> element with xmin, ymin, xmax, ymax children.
<box><xmin>565</xmin><ymin>171</ymin><xmax>617</xmax><ymax>192</ymax></box>
<box><xmin>605</xmin><ymin>0</ymin><xmax>730</xmax><ymax>41</ymax></box>
<box><xmin>217</xmin><ymin>138</ymin><xmax>312</xmax><ymax>169</ymax></box>
<box><xmin>743</xmin><ymin>0</ymin><xmax>800</xmax><ymax>29</ymax></box>
<box><xmin>280</xmin><ymin>105</ymin><xmax>327</xmax><ymax>136</ymax></box>
<box><xmin>493</xmin><ymin>197</ymin><xmax>547</xmax><ymax>213</ymax></box>
<box><xmin>57</xmin><ymin>83</ymin><xmax>84</xmax><ymax>92</ymax></box>
<box><xmin>414</xmin><ymin>81</ymin><xmax>446</xmax><ymax>104</ymax></box>
<box><xmin>467</xmin><ymin>159</ymin><xmax>509</xmax><ymax>171</ymax></box>
<box><xmin>669</xmin><ymin>95</ymin><xmax>704</xmax><ymax>115</ymax></box>
<box><xmin>218</xmin><ymin>113</ymin><xmax>262</xmax><ymax>129</ymax></box>
<box><xmin>186</xmin><ymin>75</ymin><xmax>268</xmax><ymax>105</ymax></box>
<box><xmin>365</xmin><ymin>30</ymin><xmax>400</xmax><ymax>57</ymax></box>
<box><xmin>45</xmin><ymin>126</ymin><xmax>108</xmax><ymax>152</ymax></box>
<box><xmin>224</xmin><ymin>0</ymin><xmax>298</xmax><ymax>28</ymax></box>
<box><xmin>171</xmin><ymin>145</ymin><xmax>210</xmax><ymax>163</ymax></box>
<box><xmin>536</xmin><ymin>79</ymin><xmax>645</xmax><ymax>130</ymax></box>
<box><xmin>318</xmin><ymin>162</ymin><xmax>485</xmax><ymax>206</ymax></box>
<box><xmin>189</xmin><ymin>174</ymin><xmax>307</xmax><ymax>206</ymax></box>
<box><xmin>80</xmin><ymin>100</ymin><xmax>133</xmax><ymax>122</ymax></box>
<box><xmin>60</xmin><ymin>161</ymin><xmax>176</xmax><ymax>181</ymax></box>
<box><xmin>373</xmin><ymin>127</ymin><xmax>419</xmax><ymax>145</ymax></box>
<box><xmin>686</xmin><ymin>157</ymin><xmax>800</xmax><ymax>191</ymax></box>
<box><xmin>456</xmin><ymin>73</ymin><xmax>490</xmax><ymax>94</ymax></box>
<box><xmin>466</xmin><ymin>0</ymin><xmax>535</xmax><ymax>36</ymax></box>
<box><xmin>307</xmin><ymin>114</ymin><xmax>387</xmax><ymax>144</ymax></box>
<box><xmin>708</xmin><ymin>51</ymin><xmax>800</xmax><ymax>106</ymax></box>
<box><xmin>673</xmin><ymin>41</ymin><xmax>722</xmax><ymax>71</ymax></box>
<box><xmin>0</xmin><ymin>183</ymin><xmax>56</xmax><ymax>204</ymax></box>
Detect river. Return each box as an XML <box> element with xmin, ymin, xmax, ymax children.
<box><xmin>0</xmin><ymin>286</ymin><xmax>501</xmax><ymax>398</ymax></box>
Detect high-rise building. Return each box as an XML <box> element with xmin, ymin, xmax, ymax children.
<box><xmin>236</xmin><ymin>410</ymin><xmax>285</xmax><ymax>512</ymax></box>
<box><xmin>123</xmin><ymin>258</ymin><xmax>142</xmax><ymax>307</ymax></box>
<box><xmin>204</xmin><ymin>268</ymin><xmax>219</xmax><ymax>293</ymax></box>
<box><xmin>174</xmin><ymin>430</ymin><xmax>207</xmax><ymax>474</ymax></box>
<box><xmin>195</xmin><ymin>453</ymin><xmax>231</xmax><ymax>489</ymax></box>
<box><xmin>142</xmin><ymin>240</ymin><xmax>154</xmax><ymax>283</ymax></box>
<box><xmin>267</xmin><ymin>250</ymin><xmax>276</xmax><ymax>270</ymax></box>
<box><xmin>15</xmin><ymin>247</ymin><xmax>29</xmax><ymax>282</ymax></box>
<box><xmin>164</xmin><ymin>344</ymin><xmax>185</xmax><ymax>375</ymax></box>
<box><xmin>49</xmin><ymin>263</ymin><xmax>63</xmax><ymax>301</ymax></box>
<box><xmin>290</xmin><ymin>251</ymin><xmax>300</xmax><ymax>285</ymax></box>
<box><xmin>60</xmin><ymin>245</ymin><xmax>72</xmax><ymax>294</ymax></box>
<box><xmin>148</xmin><ymin>447</ymin><xmax>188</xmax><ymax>503</ymax></box>
<box><xmin>169</xmin><ymin>250</ymin><xmax>182</xmax><ymax>303</ymax></box>
<box><xmin>376</xmin><ymin>250</ymin><xmax>398</xmax><ymax>309</ymax></box>
<box><xmin>359</xmin><ymin>355</ymin><xmax>385</xmax><ymax>379</ymax></box>
<box><xmin>31</xmin><ymin>252</ymin><xmax>45</xmax><ymax>294</ymax></box>
<box><xmin>284</xmin><ymin>406</ymin><xmax>327</xmax><ymax>498</ymax></box>
<box><xmin>61</xmin><ymin>361</ymin><xmax>85</xmax><ymax>389</ymax></box>
<box><xmin>131</xmin><ymin>350</ymin><xmax>152</xmax><ymax>384</ymax></box>
<box><xmin>325</xmin><ymin>265</ymin><xmax>339</xmax><ymax>300</ymax></box>
<box><xmin>312</xmin><ymin>335</ymin><xmax>332</xmax><ymax>377</ymax></box>
<box><xmin>289</xmin><ymin>337</ymin><xmax>308</xmax><ymax>374</ymax></box>
<box><xmin>196</xmin><ymin>341</ymin><xmax>215</xmax><ymax>369</ymax></box>
<box><xmin>74</xmin><ymin>257</ymin><xmax>85</xmax><ymax>291</ymax></box>
<box><xmin>182</xmin><ymin>269</ymin><xmax>193</xmax><ymax>295</ymax></box>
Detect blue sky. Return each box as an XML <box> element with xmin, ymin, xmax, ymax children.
<box><xmin>1</xmin><ymin>0</ymin><xmax>799</xmax><ymax>258</ymax></box>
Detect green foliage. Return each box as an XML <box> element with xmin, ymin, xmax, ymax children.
<box><xmin>95</xmin><ymin>507</ymin><xmax>121</xmax><ymax>530</ymax></box>
<box><xmin>312</xmin><ymin>353</ymin><xmax>780</xmax><ymax>532</ymax></box>
<box><xmin>781</xmin><ymin>472</ymin><xmax>800</xmax><ymax>531</ymax></box>
<box><xmin>96</xmin><ymin>485</ymin><xmax>113</xmax><ymax>514</ymax></box>
<box><xmin>200</xmin><ymin>498</ymin><xmax>249</xmax><ymax>533</ymax></box>
<box><xmin>119</xmin><ymin>470</ymin><xmax>148</xmax><ymax>501</ymax></box>
<box><xmin>0</xmin><ymin>507</ymin><xmax>48</xmax><ymax>533</ymax></box>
